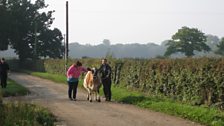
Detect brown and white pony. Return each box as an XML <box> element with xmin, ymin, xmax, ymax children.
<box><xmin>83</xmin><ymin>68</ymin><xmax>101</xmax><ymax>102</ymax></box>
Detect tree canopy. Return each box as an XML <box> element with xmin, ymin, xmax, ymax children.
<box><xmin>164</xmin><ymin>26</ymin><xmax>211</xmax><ymax>57</ymax></box>
<box><xmin>215</xmin><ymin>38</ymin><xmax>224</xmax><ymax>56</ymax></box>
<box><xmin>0</xmin><ymin>0</ymin><xmax>10</xmax><ymax>50</ymax></box>
<box><xmin>0</xmin><ymin>0</ymin><xmax>64</xmax><ymax>60</ymax></box>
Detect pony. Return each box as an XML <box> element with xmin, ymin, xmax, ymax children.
<box><xmin>83</xmin><ymin>68</ymin><xmax>101</xmax><ymax>102</ymax></box>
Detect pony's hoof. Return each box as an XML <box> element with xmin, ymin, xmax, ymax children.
<box><xmin>90</xmin><ymin>100</ymin><xmax>92</xmax><ymax>102</ymax></box>
<box><xmin>97</xmin><ymin>99</ymin><xmax>101</xmax><ymax>102</ymax></box>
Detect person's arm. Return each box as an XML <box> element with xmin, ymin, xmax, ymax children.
<box><xmin>82</xmin><ymin>66</ymin><xmax>88</xmax><ymax>73</ymax></box>
<box><xmin>98</xmin><ymin>65</ymin><xmax>103</xmax><ymax>73</ymax></box>
<box><xmin>106</xmin><ymin>65</ymin><xmax>111</xmax><ymax>78</ymax></box>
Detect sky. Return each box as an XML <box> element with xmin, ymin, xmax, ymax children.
<box><xmin>42</xmin><ymin>0</ymin><xmax>224</xmax><ymax>45</ymax></box>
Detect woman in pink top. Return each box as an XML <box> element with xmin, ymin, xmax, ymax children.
<box><xmin>67</xmin><ymin>61</ymin><xmax>88</xmax><ymax>101</ymax></box>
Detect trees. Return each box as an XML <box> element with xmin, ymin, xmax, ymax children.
<box><xmin>215</xmin><ymin>38</ymin><xmax>224</xmax><ymax>56</ymax></box>
<box><xmin>0</xmin><ymin>0</ymin><xmax>64</xmax><ymax>60</ymax></box>
<box><xmin>103</xmin><ymin>39</ymin><xmax>111</xmax><ymax>46</ymax></box>
<box><xmin>37</xmin><ymin>28</ymin><xmax>64</xmax><ymax>58</ymax></box>
<box><xmin>0</xmin><ymin>0</ymin><xmax>10</xmax><ymax>50</ymax></box>
<box><xmin>164</xmin><ymin>27</ymin><xmax>211</xmax><ymax>57</ymax></box>
<box><xmin>206</xmin><ymin>35</ymin><xmax>220</xmax><ymax>51</ymax></box>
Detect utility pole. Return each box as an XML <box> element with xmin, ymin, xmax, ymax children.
<box><xmin>34</xmin><ymin>13</ymin><xmax>38</xmax><ymax>60</ymax></box>
<box><xmin>65</xmin><ymin>1</ymin><xmax>69</xmax><ymax>73</ymax></box>
<box><xmin>34</xmin><ymin>21</ymin><xmax>37</xmax><ymax>59</ymax></box>
<box><xmin>63</xmin><ymin>34</ymin><xmax>66</xmax><ymax>60</ymax></box>
<box><xmin>64</xmin><ymin>33</ymin><xmax>66</xmax><ymax>73</ymax></box>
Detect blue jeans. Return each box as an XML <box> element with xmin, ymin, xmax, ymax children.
<box><xmin>68</xmin><ymin>81</ymin><xmax>78</xmax><ymax>99</ymax></box>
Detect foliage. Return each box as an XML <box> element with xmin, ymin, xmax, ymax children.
<box><xmin>37</xmin><ymin>28</ymin><xmax>64</xmax><ymax>58</ymax></box>
<box><xmin>0</xmin><ymin>103</ymin><xmax>56</xmax><ymax>126</ymax></box>
<box><xmin>24</xmin><ymin>71</ymin><xmax>84</xmax><ymax>89</ymax></box>
<box><xmin>21</xmin><ymin>71</ymin><xmax>224</xmax><ymax>126</ymax></box>
<box><xmin>216</xmin><ymin>38</ymin><xmax>224</xmax><ymax>56</ymax></box>
<box><xmin>8</xmin><ymin>57</ymin><xmax>224</xmax><ymax>108</ymax></box>
<box><xmin>0</xmin><ymin>0</ymin><xmax>64</xmax><ymax>60</ymax></box>
<box><xmin>102</xmin><ymin>39</ymin><xmax>111</xmax><ymax>46</ymax></box>
<box><xmin>0</xmin><ymin>77</ymin><xmax>55</xmax><ymax>126</ymax></box>
<box><xmin>68</xmin><ymin>42</ymin><xmax>165</xmax><ymax>58</ymax></box>
<box><xmin>1</xmin><ymin>79</ymin><xmax>29</xmax><ymax>97</ymax></box>
<box><xmin>165</xmin><ymin>26</ymin><xmax>211</xmax><ymax>57</ymax></box>
<box><xmin>206</xmin><ymin>35</ymin><xmax>220</xmax><ymax>51</ymax></box>
<box><xmin>30</xmin><ymin>58</ymin><xmax>224</xmax><ymax>108</ymax></box>
<box><xmin>30</xmin><ymin>71</ymin><xmax>66</xmax><ymax>83</ymax></box>
<box><xmin>110</xmin><ymin>86</ymin><xmax>224</xmax><ymax>126</ymax></box>
<box><xmin>0</xmin><ymin>0</ymin><xmax>10</xmax><ymax>50</ymax></box>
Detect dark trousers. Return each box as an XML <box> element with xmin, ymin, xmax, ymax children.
<box><xmin>1</xmin><ymin>73</ymin><xmax>7</xmax><ymax>88</ymax></box>
<box><xmin>68</xmin><ymin>81</ymin><xmax>78</xmax><ymax>99</ymax></box>
<box><xmin>102</xmin><ymin>78</ymin><xmax>112</xmax><ymax>101</ymax></box>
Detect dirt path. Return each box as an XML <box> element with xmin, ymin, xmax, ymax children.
<box><xmin>8</xmin><ymin>73</ymin><xmax>203</xmax><ymax>126</ymax></box>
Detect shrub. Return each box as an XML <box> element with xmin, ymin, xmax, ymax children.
<box><xmin>9</xmin><ymin>57</ymin><xmax>224</xmax><ymax>107</ymax></box>
<box><xmin>0</xmin><ymin>103</ymin><xmax>55</xmax><ymax>126</ymax></box>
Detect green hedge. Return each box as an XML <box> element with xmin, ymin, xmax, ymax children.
<box><xmin>7</xmin><ymin>59</ymin><xmax>45</xmax><ymax>72</ymax></box>
<box><xmin>117</xmin><ymin>58</ymin><xmax>224</xmax><ymax>107</ymax></box>
<box><xmin>8</xmin><ymin>58</ymin><xmax>224</xmax><ymax>107</ymax></box>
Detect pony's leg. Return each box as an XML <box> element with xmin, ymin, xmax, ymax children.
<box><xmin>87</xmin><ymin>94</ymin><xmax>89</xmax><ymax>100</ymax></box>
<box><xmin>86</xmin><ymin>89</ymin><xmax>90</xmax><ymax>100</ymax></box>
<box><xmin>94</xmin><ymin>92</ymin><xmax>97</xmax><ymax>101</ymax></box>
<box><xmin>89</xmin><ymin>90</ymin><xmax>92</xmax><ymax>102</ymax></box>
<box><xmin>97</xmin><ymin>90</ymin><xmax>101</xmax><ymax>102</ymax></box>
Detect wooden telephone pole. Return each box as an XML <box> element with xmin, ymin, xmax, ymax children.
<box><xmin>65</xmin><ymin>1</ymin><xmax>69</xmax><ymax>73</ymax></box>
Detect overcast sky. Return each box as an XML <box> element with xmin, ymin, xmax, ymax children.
<box><xmin>42</xmin><ymin>0</ymin><xmax>224</xmax><ymax>45</ymax></box>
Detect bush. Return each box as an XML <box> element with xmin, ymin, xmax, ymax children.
<box><xmin>0</xmin><ymin>102</ymin><xmax>56</xmax><ymax>126</ymax></box>
<box><xmin>9</xmin><ymin>57</ymin><xmax>224</xmax><ymax>107</ymax></box>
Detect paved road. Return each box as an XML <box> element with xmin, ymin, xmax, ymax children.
<box><xmin>8</xmin><ymin>73</ymin><xmax>203</xmax><ymax>126</ymax></box>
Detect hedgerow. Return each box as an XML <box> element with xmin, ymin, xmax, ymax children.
<box><xmin>9</xmin><ymin>57</ymin><xmax>224</xmax><ymax>107</ymax></box>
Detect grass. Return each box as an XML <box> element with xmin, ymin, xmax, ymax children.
<box><xmin>1</xmin><ymin>79</ymin><xmax>29</xmax><ymax>97</ymax></box>
<box><xmin>110</xmin><ymin>86</ymin><xmax>224</xmax><ymax>126</ymax></box>
<box><xmin>0</xmin><ymin>102</ymin><xmax>56</xmax><ymax>126</ymax></box>
<box><xmin>23</xmin><ymin>71</ymin><xmax>224</xmax><ymax>126</ymax></box>
<box><xmin>0</xmin><ymin>78</ymin><xmax>56</xmax><ymax>126</ymax></box>
<box><xmin>23</xmin><ymin>70</ymin><xmax>67</xmax><ymax>83</ymax></box>
<box><xmin>23</xmin><ymin>70</ymin><xmax>84</xmax><ymax>87</ymax></box>
<box><xmin>31</xmin><ymin>72</ymin><xmax>66</xmax><ymax>83</ymax></box>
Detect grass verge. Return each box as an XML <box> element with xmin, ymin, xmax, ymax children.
<box><xmin>23</xmin><ymin>70</ymin><xmax>84</xmax><ymax>87</ymax></box>
<box><xmin>0</xmin><ymin>102</ymin><xmax>56</xmax><ymax>126</ymax></box>
<box><xmin>0</xmin><ymin>78</ymin><xmax>56</xmax><ymax>126</ymax></box>
<box><xmin>111</xmin><ymin>86</ymin><xmax>224</xmax><ymax>126</ymax></box>
<box><xmin>24</xmin><ymin>71</ymin><xmax>224</xmax><ymax>126</ymax></box>
<box><xmin>1</xmin><ymin>79</ymin><xmax>29</xmax><ymax>97</ymax></box>
<box><xmin>23</xmin><ymin>70</ymin><xmax>66</xmax><ymax>83</ymax></box>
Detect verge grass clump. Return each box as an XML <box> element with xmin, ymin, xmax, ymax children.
<box><xmin>0</xmin><ymin>78</ymin><xmax>56</xmax><ymax>126</ymax></box>
<box><xmin>1</xmin><ymin>102</ymin><xmax>56</xmax><ymax>126</ymax></box>
<box><xmin>1</xmin><ymin>79</ymin><xmax>29</xmax><ymax>97</ymax></box>
<box><xmin>111</xmin><ymin>85</ymin><xmax>224</xmax><ymax>126</ymax></box>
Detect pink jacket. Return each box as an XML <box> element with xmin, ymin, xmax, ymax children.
<box><xmin>67</xmin><ymin>65</ymin><xmax>87</xmax><ymax>78</ymax></box>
